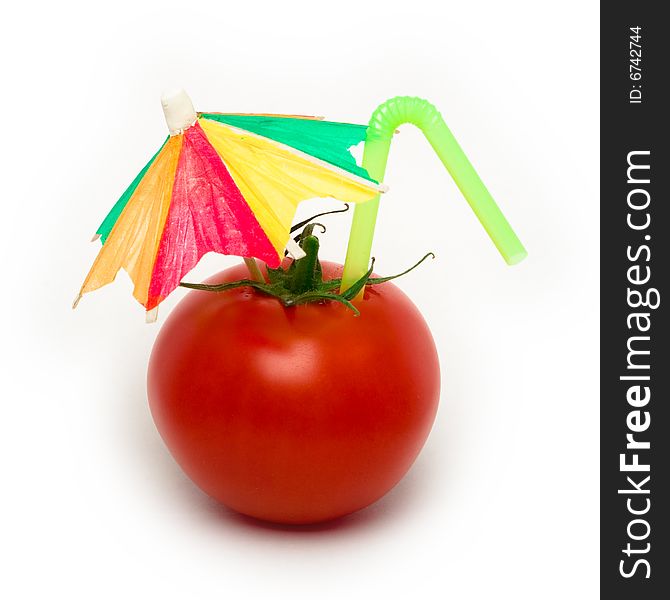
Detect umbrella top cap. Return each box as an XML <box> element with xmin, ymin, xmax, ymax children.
<box><xmin>161</xmin><ymin>89</ymin><xmax>197</xmax><ymax>135</ymax></box>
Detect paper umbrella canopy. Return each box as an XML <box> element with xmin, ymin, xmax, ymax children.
<box><xmin>75</xmin><ymin>90</ymin><xmax>386</xmax><ymax>315</ymax></box>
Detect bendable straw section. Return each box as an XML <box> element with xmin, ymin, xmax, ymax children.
<box><xmin>341</xmin><ymin>96</ymin><xmax>527</xmax><ymax>292</ymax></box>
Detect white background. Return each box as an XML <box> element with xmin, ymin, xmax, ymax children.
<box><xmin>1</xmin><ymin>1</ymin><xmax>599</xmax><ymax>598</ymax></box>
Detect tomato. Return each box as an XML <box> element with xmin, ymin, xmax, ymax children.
<box><xmin>147</xmin><ymin>260</ymin><xmax>440</xmax><ymax>524</ymax></box>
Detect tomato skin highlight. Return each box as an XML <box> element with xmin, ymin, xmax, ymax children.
<box><xmin>148</xmin><ymin>261</ymin><xmax>440</xmax><ymax>524</ymax></box>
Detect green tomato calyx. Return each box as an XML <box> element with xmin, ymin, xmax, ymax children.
<box><xmin>180</xmin><ymin>216</ymin><xmax>434</xmax><ymax>316</ymax></box>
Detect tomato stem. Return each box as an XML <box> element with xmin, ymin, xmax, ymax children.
<box><xmin>289</xmin><ymin>235</ymin><xmax>321</xmax><ymax>294</ymax></box>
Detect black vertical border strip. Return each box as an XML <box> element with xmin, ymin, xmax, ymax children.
<box><xmin>601</xmin><ymin>3</ymin><xmax>668</xmax><ymax>597</ymax></box>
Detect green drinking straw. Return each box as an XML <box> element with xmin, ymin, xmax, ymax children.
<box><xmin>341</xmin><ymin>96</ymin><xmax>527</xmax><ymax>294</ymax></box>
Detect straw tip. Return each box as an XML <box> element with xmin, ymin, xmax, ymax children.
<box><xmin>505</xmin><ymin>249</ymin><xmax>528</xmax><ymax>266</ymax></box>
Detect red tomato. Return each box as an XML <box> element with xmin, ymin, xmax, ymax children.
<box><xmin>147</xmin><ymin>261</ymin><xmax>440</xmax><ymax>524</ymax></box>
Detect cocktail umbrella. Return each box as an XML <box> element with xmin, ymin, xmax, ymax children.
<box><xmin>75</xmin><ymin>90</ymin><xmax>385</xmax><ymax>319</ymax></box>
